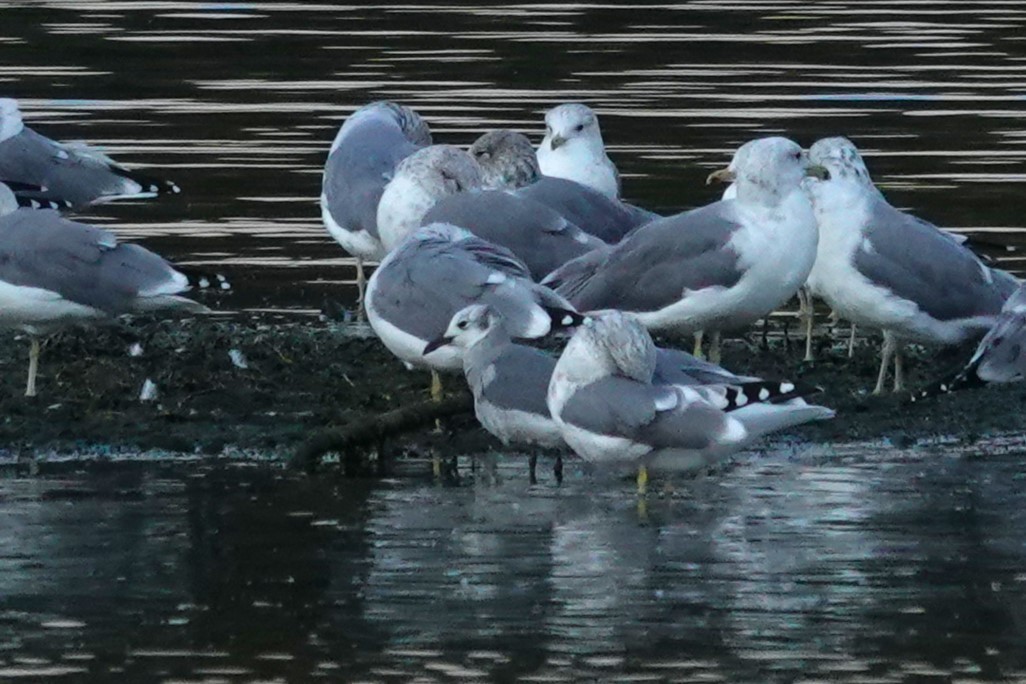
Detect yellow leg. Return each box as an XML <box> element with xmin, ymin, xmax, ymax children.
<box><xmin>432</xmin><ymin>454</ymin><xmax>442</xmax><ymax>478</ymax></box>
<box><xmin>430</xmin><ymin>370</ymin><xmax>443</xmax><ymax>402</ymax></box>
<box><xmin>26</xmin><ymin>337</ymin><xmax>40</xmax><ymax>397</ymax></box>
<box><xmin>692</xmin><ymin>330</ymin><xmax>704</xmax><ymax>359</ymax></box>
<box><xmin>709</xmin><ymin>330</ymin><xmax>722</xmax><ymax>365</ymax></box>
<box><xmin>637</xmin><ymin>464</ymin><xmax>649</xmax><ymax>496</ymax></box>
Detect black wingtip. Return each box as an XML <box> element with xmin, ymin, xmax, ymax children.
<box><xmin>908</xmin><ymin>362</ymin><xmax>985</xmax><ymax>404</ymax></box>
<box><xmin>15</xmin><ymin>195</ymin><xmax>73</xmax><ymax>211</ymax></box>
<box><xmin>547</xmin><ymin>307</ymin><xmax>586</xmax><ymax>330</ymax></box>
<box><xmin>722</xmin><ymin>379</ymin><xmax>821</xmax><ymax>412</ymax></box>
<box><xmin>110</xmin><ymin>165</ymin><xmax>181</xmax><ymax>196</ymax></box>
<box><xmin>177</xmin><ymin>267</ymin><xmax>232</xmax><ymax>292</ymax></box>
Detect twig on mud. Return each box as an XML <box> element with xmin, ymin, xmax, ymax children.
<box><xmin>291</xmin><ymin>393</ymin><xmax>475</xmax><ymax>474</ymax></box>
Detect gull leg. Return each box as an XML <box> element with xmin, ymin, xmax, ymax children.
<box><xmin>529</xmin><ymin>453</ymin><xmax>538</xmax><ymax>485</ymax></box>
<box><xmin>799</xmin><ymin>287</ymin><xmax>814</xmax><ymax>362</ymax></box>
<box><xmin>430</xmin><ymin>370</ymin><xmax>443</xmax><ymax>403</ymax></box>
<box><xmin>355</xmin><ymin>257</ymin><xmax>367</xmax><ymax>322</ymax></box>
<box><xmin>637</xmin><ymin>464</ymin><xmax>649</xmax><ymax>496</ymax></box>
<box><xmin>430</xmin><ymin>370</ymin><xmax>444</xmax><ymax>472</ymax></box>
<box><xmin>554</xmin><ymin>453</ymin><xmax>563</xmax><ymax>485</ymax></box>
<box><xmin>25</xmin><ymin>337</ymin><xmax>40</xmax><ymax>397</ymax></box>
<box><xmin>848</xmin><ymin>323</ymin><xmax>857</xmax><ymax>358</ymax></box>
<box><xmin>873</xmin><ymin>332</ymin><xmax>895</xmax><ymax>395</ymax></box>
<box><xmin>893</xmin><ymin>342</ymin><xmax>905</xmax><ymax>393</ymax></box>
<box><xmin>692</xmin><ymin>330</ymin><xmax>705</xmax><ymax>359</ymax></box>
<box><xmin>709</xmin><ymin>330</ymin><xmax>722</xmax><ymax>365</ymax></box>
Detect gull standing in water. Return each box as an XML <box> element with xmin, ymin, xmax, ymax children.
<box><xmin>376</xmin><ymin>145</ymin><xmax>603</xmax><ymax>280</ymax></box>
<box><xmin>470</xmin><ymin>129</ymin><xmax>656</xmax><ymax>243</ymax></box>
<box><xmin>537</xmin><ymin>103</ymin><xmax>620</xmax><ymax>199</ymax></box>
<box><xmin>0</xmin><ymin>182</ymin><xmax>204</xmax><ymax>396</ymax></box>
<box><xmin>544</xmin><ymin>136</ymin><xmax>825</xmax><ymax>363</ymax></box>
<box><xmin>321</xmin><ymin>101</ymin><xmax>431</xmax><ymax>314</ymax></box>
<box><xmin>0</xmin><ymin>98</ymin><xmax>179</xmax><ymax>209</ymax></box>
<box><xmin>805</xmin><ymin>138</ymin><xmax>1016</xmax><ymax>394</ymax></box>
<box><xmin>547</xmin><ymin>311</ymin><xmax>833</xmax><ymax>492</ymax></box>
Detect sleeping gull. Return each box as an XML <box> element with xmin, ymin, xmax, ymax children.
<box><xmin>321</xmin><ymin>101</ymin><xmax>431</xmax><ymax>313</ymax></box>
<box><xmin>470</xmin><ymin>129</ymin><xmax>657</xmax><ymax>243</ymax></box>
<box><xmin>0</xmin><ymin>182</ymin><xmax>204</xmax><ymax>396</ymax></box>
<box><xmin>547</xmin><ymin>311</ymin><xmax>832</xmax><ymax>492</ymax></box>
<box><xmin>543</xmin><ymin>136</ymin><xmax>825</xmax><ymax>363</ymax></box>
<box><xmin>365</xmin><ymin>223</ymin><xmax>582</xmax><ymax>399</ymax></box>
<box><xmin>805</xmin><ymin>138</ymin><xmax>1017</xmax><ymax>394</ymax></box>
<box><xmin>537</xmin><ymin>103</ymin><xmax>620</xmax><ymax>199</ymax></box>
<box><xmin>377</xmin><ymin>144</ymin><xmax>604</xmax><ymax>280</ymax></box>
<box><xmin>0</xmin><ymin>98</ymin><xmax>179</xmax><ymax>209</ymax></box>
<box><xmin>425</xmin><ymin>304</ymin><xmax>567</xmax><ymax>484</ymax></box>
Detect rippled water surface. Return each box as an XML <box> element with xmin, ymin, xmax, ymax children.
<box><xmin>6</xmin><ymin>2</ymin><xmax>1026</xmax><ymax>680</ymax></box>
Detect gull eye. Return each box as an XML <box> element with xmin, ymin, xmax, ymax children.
<box><xmin>575</xmin><ymin>124</ymin><xmax>584</xmax><ymax>132</ymax></box>
<box><xmin>457</xmin><ymin>320</ymin><xmax>468</xmax><ymax>330</ymax></box>
<box><xmin>793</xmin><ymin>150</ymin><xmax>801</xmax><ymax>160</ymax></box>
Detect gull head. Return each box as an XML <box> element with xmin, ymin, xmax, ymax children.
<box><xmin>0</xmin><ymin>98</ymin><xmax>24</xmax><ymax>143</ymax></box>
<box><xmin>332</xmin><ymin>100</ymin><xmax>431</xmax><ymax>154</ymax></box>
<box><xmin>708</xmin><ymin>137</ymin><xmax>826</xmax><ymax>206</ymax></box>
<box><xmin>562</xmin><ymin>310</ymin><xmax>657</xmax><ymax>385</ymax></box>
<box><xmin>0</xmin><ymin>182</ymin><xmax>18</xmax><ymax>216</ymax></box>
<box><xmin>808</xmin><ymin>136</ymin><xmax>873</xmax><ymax>187</ymax></box>
<box><xmin>424</xmin><ymin>304</ymin><xmax>502</xmax><ymax>355</ymax></box>
<box><xmin>377</xmin><ymin>145</ymin><xmax>484</xmax><ymax>251</ymax></box>
<box><xmin>541</xmin><ymin>103</ymin><xmax>605</xmax><ymax>153</ymax></box>
<box><xmin>470</xmin><ymin>129</ymin><xmax>541</xmax><ymax>189</ymax></box>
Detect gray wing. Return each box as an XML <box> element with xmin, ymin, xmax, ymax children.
<box><xmin>0</xmin><ymin>128</ymin><xmax>167</xmax><ymax>208</ymax></box>
<box><xmin>323</xmin><ymin>117</ymin><xmax>423</xmax><ymax>240</ymax></box>
<box><xmin>478</xmin><ymin>344</ymin><xmax>556</xmax><ymax>417</ymax></box>
<box><xmin>516</xmin><ymin>176</ymin><xmax>654</xmax><ymax>243</ymax></box>
<box><xmin>422</xmin><ymin>190</ymin><xmax>604</xmax><ymax>280</ymax></box>
<box><xmin>855</xmin><ymin>197</ymin><xmax>1009</xmax><ymax>322</ymax></box>
<box><xmin>560</xmin><ymin>377</ymin><xmax>728</xmax><ymax>450</ymax></box>
<box><xmin>652</xmin><ymin>347</ymin><xmax>758</xmax><ymax>385</ymax></box>
<box><xmin>0</xmin><ymin>210</ymin><xmax>186</xmax><ymax>313</ymax></box>
<box><xmin>561</xmin><ymin>201</ymin><xmax>746</xmax><ymax>313</ymax></box>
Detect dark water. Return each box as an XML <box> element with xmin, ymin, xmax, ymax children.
<box><xmin>5</xmin><ymin>441</ymin><xmax>1026</xmax><ymax>681</ymax></box>
<box><xmin>7</xmin><ymin>2</ymin><xmax>1026</xmax><ymax>680</ymax></box>
<box><xmin>5</xmin><ymin>1</ymin><xmax>1026</xmax><ymax>312</ymax></box>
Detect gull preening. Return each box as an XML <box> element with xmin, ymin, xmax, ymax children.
<box><xmin>537</xmin><ymin>103</ymin><xmax>620</xmax><ymax>200</ymax></box>
<box><xmin>0</xmin><ymin>98</ymin><xmax>179</xmax><ymax>209</ymax></box>
<box><xmin>805</xmin><ymin>138</ymin><xmax>1017</xmax><ymax>393</ymax></box>
<box><xmin>0</xmin><ymin>182</ymin><xmax>204</xmax><ymax>396</ymax></box>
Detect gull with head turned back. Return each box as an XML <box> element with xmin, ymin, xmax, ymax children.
<box><xmin>321</xmin><ymin>101</ymin><xmax>432</xmax><ymax>315</ymax></box>
<box><xmin>0</xmin><ymin>98</ymin><xmax>179</xmax><ymax>209</ymax></box>
<box><xmin>377</xmin><ymin>144</ymin><xmax>604</xmax><ymax>281</ymax></box>
<box><xmin>0</xmin><ymin>182</ymin><xmax>205</xmax><ymax>396</ymax></box>
<box><xmin>805</xmin><ymin>137</ymin><xmax>1017</xmax><ymax>394</ymax></box>
<box><xmin>544</xmin><ymin>136</ymin><xmax>826</xmax><ymax>364</ymax></box>
<box><xmin>537</xmin><ymin>103</ymin><xmax>621</xmax><ymax>200</ymax></box>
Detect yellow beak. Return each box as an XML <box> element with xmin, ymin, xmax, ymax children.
<box><xmin>705</xmin><ymin>167</ymin><xmax>735</xmax><ymax>185</ymax></box>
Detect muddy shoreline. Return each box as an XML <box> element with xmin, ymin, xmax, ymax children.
<box><xmin>0</xmin><ymin>313</ymin><xmax>1021</xmax><ymax>468</ymax></box>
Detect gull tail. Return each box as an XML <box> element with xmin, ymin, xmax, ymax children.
<box><xmin>110</xmin><ymin>165</ymin><xmax>181</xmax><ymax>197</ymax></box>
<box><xmin>175</xmin><ymin>266</ymin><xmax>233</xmax><ymax>293</ymax></box>
<box><xmin>541</xmin><ymin>245</ymin><xmax>611</xmax><ymax>300</ymax></box>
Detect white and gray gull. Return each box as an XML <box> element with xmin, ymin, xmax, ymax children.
<box><xmin>376</xmin><ymin>144</ymin><xmax>603</xmax><ymax>281</ymax></box>
<box><xmin>543</xmin><ymin>136</ymin><xmax>826</xmax><ymax>363</ymax></box>
<box><xmin>547</xmin><ymin>311</ymin><xmax>834</xmax><ymax>490</ymax></box>
<box><xmin>0</xmin><ymin>98</ymin><xmax>179</xmax><ymax>209</ymax></box>
<box><xmin>321</xmin><ymin>101</ymin><xmax>432</xmax><ymax>311</ymax></box>
<box><xmin>805</xmin><ymin>137</ymin><xmax>1017</xmax><ymax>394</ymax></box>
<box><xmin>0</xmin><ymin>182</ymin><xmax>205</xmax><ymax>396</ymax></box>
<box><xmin>536</xmin><ymin>103</ymin><xmax>620</xmax><ymax>200</ymax></box>
<box><xmin>470</xmin><ymin>129</ymin><xmax>657</xmax><ymax>243</ymax></box>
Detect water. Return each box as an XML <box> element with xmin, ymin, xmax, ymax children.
<box><xmin>6</xmin><ymin>2</ymin><xmax>1026</xmax><ymax>679</ymax></box>
<box><xmin>5</xmin><ymin>1</ymin><xmax>1026</xmax><ymax>312</ymax></box>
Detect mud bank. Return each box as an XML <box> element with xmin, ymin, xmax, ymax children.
<box><xmin>0</xmin><ymin>314</ymin><xmax>1021</xmax><ymax>466</ymax></box>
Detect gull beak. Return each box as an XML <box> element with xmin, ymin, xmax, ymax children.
<box><xmin>805</xmin><ymin>164</ymin><xmax>830</xmax><ymax>181</ymax></box>
<box><xmin>422</xmin><ymin>335</ymin><xmax>454</xmax><ymax>356</ymax></box>
<box><xmin>705</xmin><ymin>167</ymin><xmax>735</xmax><ymax>185</ymax></box>
<box><xmin>549</xmin><ymin>134</ymin><xmax>568</xmax><ymax>150</ymax></box>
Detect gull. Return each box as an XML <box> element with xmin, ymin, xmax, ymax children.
<box><xmin>321</xmin><ymin>101</ymin><xmax>431</xmax><ymax>313</ymax></box>
<box><xmin>547</xmin><ymin>311</ymin><xmax>833</xmax><ymax>492</ymax></box>
<box><xmin>805</xmin><ymin>138</ymin><xmax>1017</xmax><ymax>394</ymax></box>
<box><xmin>537</xmin><ymin>103</ymin><xmax>620</xmax><ymax>199</ymax></box>
<box><xmin>377</xmin><ymin>144</ymin><xmax>603</xmax><ymax>280</ymax></box>
<box><xmin>543</xmin><ymin>136</ymin><xmax>825</xmax><ymax>364</ymax></box>
<box><xmin>470</xmin><ymin>129</ymin><xmax>657</xmax><ymax>243</ymax></box>
<box><xmin>0</xmin><ymin>182</ymin><xmax>204</xmax><ymax>396</ymax></box>
<box><xmin>425</xmin><ymin>304</ymin><xmax>567</xmax><ymax>484</ymax></box>
<box><xmin>365</xmin><ymin>223</ymin><xmax>581</xmax><ymax>400</ymax></box>
<box><xmin>0</xmin><ymin>98</ymin><xmax>179</xmax><ymax>209</ymax></box>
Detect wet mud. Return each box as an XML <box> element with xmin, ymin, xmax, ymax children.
<box><xmin>0</xmin><ymin>311</ymin><xmax>1021</xmax><ymax>470</ymax></box>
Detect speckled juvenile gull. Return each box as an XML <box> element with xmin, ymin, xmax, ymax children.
<box><xmin>426</xmin><ymin>304</ymin><xmax>567</xmax><ymax>483</ymax></box>
<box><xmin>537</xmin><ymin>103</ymin><xmax>620</xmax><ymax>199</ymax></box>
<box><xmin>806</xmin><ymin>138</ymin><xmax>1017</xmax><ymax>394</ymax></box>
<box><xmin>0</xmin><ymin>98</ymin><xmax>179</xmax><ymax>209</ymax></box>
<box><xmin>0</xmin><ymin>182</ymin><xmax>204</xmax><ymax>396</ymax></box>
<box><xmin>365</xmin><ymin>222</ymin><xmax>582</xmax><ymax>377</ymax></box>
<box><xmin>377</xmin><ymin>145</ymin><xmax>603</xmax><ymax>281</ymax></box>
<box><xmin>544</xmin><ymin>136</ymin><xmax>825</xmax><ymax>363</ymax></box>
<box><xmin>321</xmin><ymin>101</ymin><xmax>431</xmax><ymax>310</ymax></box>
<box><xmin>547</xmin><ymin>312</ymin><xmax>750</xmax><ymax>487</ymax></box>
<box><xmin>470</xmin><ymin>129</ymin><xmax>656</xmax><ymax>243</ymax></box>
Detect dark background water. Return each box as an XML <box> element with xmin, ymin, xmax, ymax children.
<box><xmin>6</xmin><ymin>1</ymin><xmax>1026</xmax><ymax>680</ymax></box>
